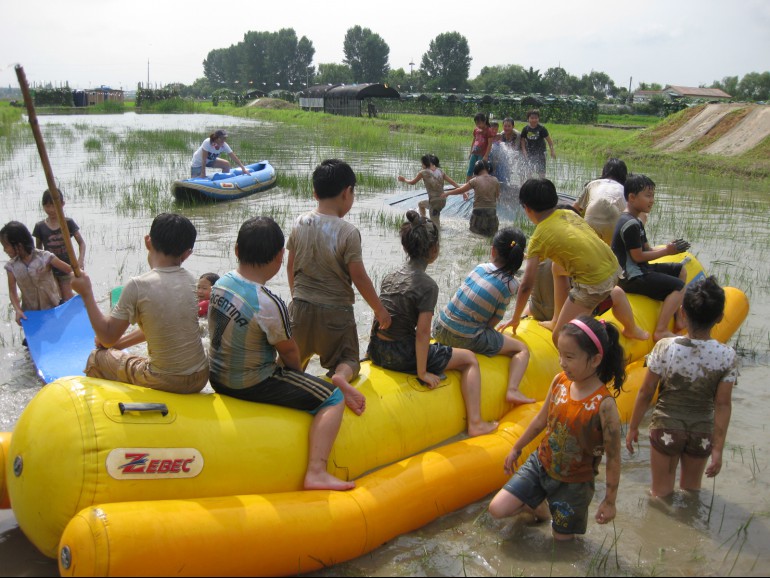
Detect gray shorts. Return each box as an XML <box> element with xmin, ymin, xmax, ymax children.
<box><xmin>432</xmin><ymin>321</ymin><xmax>503</xmax><ymax>357</ymax></box>
<box><xmin>366</xmin><ymin>334</ymin><xmax>453</xmax><ymax>376</ymax></box>
<box><xmin>502</xmin><ymin>452</ymin><xmax>595</xmax><ymax>535</ymax></box>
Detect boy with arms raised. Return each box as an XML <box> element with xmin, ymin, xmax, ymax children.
<box><xmin>72</xmin><ymin>213</ymin><xmax>209</xmax><ymax>393</ymax></box>
<box><xmin>208</xmin><ymin>216</ymin><xmax>354</xmax><ymax>491</ymax></box>
<box><xmin>287</xmin><ymin>159</ymin><xmax>391</xmax><ymax>415</ymax></box>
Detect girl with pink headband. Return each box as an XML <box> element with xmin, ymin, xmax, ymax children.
<box><xmin>488</xmin><ymin>315</ymin><xmax>625</xmax><ymax>540</ymax></box>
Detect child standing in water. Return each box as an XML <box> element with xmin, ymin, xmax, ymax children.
<box><xmin>488</xmin><ymin>315</ymin><xmax>624</xmax><ymax>539</ymax></box>
<box><xmin>467</xmin><ymin>113</ymin><xmax>494</xmax><ymax>182</ymax></box>
<box><xmin>626</xmin><ymin>276</ymin><xmax>737</xmax><ymax>498</ymax></box>
<box><xmin>433</xmin><ymin>228</ymin><xmax>533</xmax><ymax>405</ymax></box>
<box><xmin>367</xmin><ymin>211</ymin><xmax>498</xmax><ymax>437</ymax></box>
<box><xmin>32</xmin><ymin>189</ymin><xmax>86</xmax><ymax>301</ymax></box>
<box><xmin>520</xmin><ymin>109</ymin><xmax>556</xmax><ymax>179</ymax></box>
<box><xmin>443</xmin><ymin>159</ymin><xmax>500</xmax><ymax>237</ymax></box>
<box><xmin>397</xmin><ymin>154</ymin><xmax>460</xmax><ymax>231</ymax></box>
<box><xmin>2</xmin><ymin>221</ymin><xmax>72</xmax><ymax>325</ymax></box>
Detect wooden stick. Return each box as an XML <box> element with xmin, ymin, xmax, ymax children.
<box><xmin>14</xmin><ymin>65</ymin><xmax>81</xmax><ymax>278</ymax></box>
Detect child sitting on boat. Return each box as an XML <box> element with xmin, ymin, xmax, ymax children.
<box><xmin>443</xmin><ymin>159</ymin><xmax>501</xmax><ymax>237</ymax></box>
<box><xmin>366</xmin><ymin>210</ymin><xmax>498</xmax><ymax>437</ymax></box>
<box><xmin>488</xmin><ymin>315</ymin><xmax>624</xmax><ymax>539</ymax></box>
<box><xmin>397</xmin><ymin>154</ymin><xmax>460</xmax><ymax>232</ymax></box>
<box><xmin>611</xmin><ymin>173</ymin><xmax>690</xmax><ymax>341</ymax></box>
<box><xmin>196</xmin><ymin>272</ymin><xmax>219</xmax><ymax>317</ymax></box>
<box><xmin>71</xmin><ymin>213</ymin><xmax>209</xmax><ymax>394</ymax></box>
<box><xmin>626</xmin><ymin>276</ymin><xmax>737</xmax><ymax>498</ymax></box>
<box><xmin>432</xmin><ymin>227</ymin><xmax>533</xmax><ymax>405</ymax></box>
<box><xmin>2</xmin><ymin>220</ymin><xmax>72</xmax><ymax>326</ymax></box>
<box><xmin>190</xmin><ymin>129</ymin><xmax>250</xmax><ymax>178</ymax></box>
<box><xmin>502</xmin><ymin>178</ymin><xmax>649</xmax><ymax>346</ymax></box>
<box><xmin>207</xmin><ymin>216</ymin><xmax>355</xmax><ymax>491</ymax></box>
<box><xmin>32</xmin><ymin>189</ymin><xmax>86</xmax><ymax>302</ymax></box>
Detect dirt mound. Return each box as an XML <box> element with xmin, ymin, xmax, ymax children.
<box><xmin>653</xmin><ymin>103</ymin><xmax>770</xmax><ymax>156</ymax></box>
<box><xmin>245</xmin><ymin>98</ymin><xmax>297</xmax><ymax>110</ymax></box>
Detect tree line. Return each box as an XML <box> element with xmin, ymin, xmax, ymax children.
<box><xmin>196</xmin><ymin>26</ymin><xmax>769</xmax><ymax>103</ymax></box>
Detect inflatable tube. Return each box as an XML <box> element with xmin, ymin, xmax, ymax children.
<box><xmin>171</xmin><ymin>161</ymin><xmax>277</xmax><ymax>202</ymax></box>
<box><xmin>6</xmin><ymin>255</ymin><xmax>742</xmax><ymax>560</ymax></box>
<box><xmin>57</xmin><ymin>287</ymin><xmax>749</xmax><ymax>577</ymax></box>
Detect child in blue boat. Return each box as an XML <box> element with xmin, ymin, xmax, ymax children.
<box><xmin>190</xmin><ymin>129</ymin><xmax>250</xmax><ymax>178</ymax></box>
<box><xmin>489</xmin><ymin>315</ymin><xmax>624</xmax><ymax>539</ymax></box>
<box><xmin>366</xmin><ymin>210</ymin><xmax>498</xmax><ymax>438</ymax></box>
<box><xmin>432</xmin><ymin>227</ymin><xmax>533</xmax><ymax>405</ymax></box>
<box><xmin>2</xmin><ymin>221</ymin><xmax>72</xmax><ymax>326</ymax></box>
<box><xmin>207</xmin><ymin>216</ymin><xmax>355</xmax><ymax>491</ymax></box>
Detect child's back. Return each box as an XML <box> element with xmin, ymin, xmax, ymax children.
<box><xmin>5</xmin><ymin>248</ymin><xmax>61</xmax><ymax>311</ymax></box>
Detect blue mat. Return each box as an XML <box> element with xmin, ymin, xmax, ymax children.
<box><xmin>21</xmin><ymin>295</ymin><xmax>95</xmax><ymax>383</ymax></box>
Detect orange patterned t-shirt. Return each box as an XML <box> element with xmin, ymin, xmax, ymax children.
<box><xmin>537</xmin><ymin>373</ymin><xmax>611</xmax><ymax>483</ymax></box>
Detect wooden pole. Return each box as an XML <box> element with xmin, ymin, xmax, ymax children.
<box><xmin>14</xmin><ymin>65</ymin><xmax>81</xmax><ymax>278</ymax></box>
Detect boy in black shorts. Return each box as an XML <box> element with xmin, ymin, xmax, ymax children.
<box><xmin>612</xmin><ymin>174</ymin><xmax>690</xmax><ymax>341</ymax></box>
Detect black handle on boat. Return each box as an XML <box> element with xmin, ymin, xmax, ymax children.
<box><xmin>118</xmin><ymin>402</ymin><xmax>169</xmax><ymax>417</ymax></box>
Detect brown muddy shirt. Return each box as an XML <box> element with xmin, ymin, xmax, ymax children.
<box><xmin>469</xmin><ymin>174</ymin><xmax>500</xmax><ymax>209</ymax></box>
<box><xmin>375</xmin><ymin>260</ymin><xmax>439</xmax><ymax>341</ymax></box>
<box><xmin>287</xmin><ymin>210</ymin><xmax>363</xmax><ymax>307</ymax></box>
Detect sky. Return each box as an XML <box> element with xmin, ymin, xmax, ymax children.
<box><xmin>2</xmin><ymin>0</ymin><xmax>768</xmax><ymax>93</ymax></box>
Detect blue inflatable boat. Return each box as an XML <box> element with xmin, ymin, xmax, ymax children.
<box><xmin>172</xmin><ymin>161</ymin><xmax>277</xmax><ymax>202</ymax></box>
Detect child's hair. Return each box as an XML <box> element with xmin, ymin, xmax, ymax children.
<box><xmin>236</xmin><ymin>216</ymin><xmax>284</xmax><ymax>266</ymax></box>
<box><xmin>561</xmin><ymin>315</ymin><xmax>626</xmax><ymax>395</ymax></box>
<box><xmin>600</xmin><ymin>158</ymin><xmax>628</xmax><ymax>185</ymax></box>
<box><xmin>623</xmin><ymin>173</ymin><xmax>656</xmax><ymax>200</ymax></box>
<box><xmin>0</xmin><ymin>221</ymin><xmax>34</xmax><ymax>256</ymax></box>
<box><xmin>503</xmin><ymin>117</ymin><xmax>514</xmax><ymax>126</ymax></box>
<box><xmin>420</xmin><ymin>154</ymin><xmax>432</xmax><ymax>169</ymax></box>
<box><xmin>519</xmin><ymin>178</ymin><xmax>558</xmax><ymax>212</ymax></box>
<box><xmin>429</xmin><ymin>154</ymin><xmax>441</xmax><ymax>167</ymax></box>
<box><xmin>473</xmin><ymin>112</ymin><xmax>490</xmax><ymax>126</ymax></box>
<box><xmin>491</xmin><ymin>228</ymin><xmax>526</xmax><ymax>281</ymax></box>
<box><xmin>210</xmin><ymin>130</ymin><xmax>227</xmax><ymax>141</ymax></box>
<box><xmin>149</xmin><ymin>213</ymin><xmax>197</xmax><ymax>257</ymax></box>
<box><xmin>683</xmin><ymin>275</ymin><xmax>725</xmax><ymax>331</ymax></box>
<box><xmin>400</xmin><ymin>210</ymin><xmax>439</xmax><ymax>261</ymax></box>
<box><xmin>490</xmin><ymin>121</ymin><xmax>499</xmax><ymax>130</ymax></box>
<box><xmin>312</xmin><ymin>159</ymin><xmax>357</xmax><ymax>199</ymax></box>
<box><xmin>527</xmin><ymin>109</ymin><xmax>540</xmax><ymax>119</ymax></box>
<box><xmin>42</xmin><ymin>188</ymin><xmax>64</xmax><ymax>206</ymax></box>
<box><xmin>473</xmin><ymin>159</ymin><xmax>491</xmax><ymax>175</ymax></box>
<box><xmin>199</xmin><ymin>272</ymin><xmax>220</xmax><ymax>286</ymax></box>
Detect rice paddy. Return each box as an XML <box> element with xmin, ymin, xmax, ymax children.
<box><xmin>0</xmin><ymin>109</ymin><xmax>768</xmax><ymax>576</ymax></box>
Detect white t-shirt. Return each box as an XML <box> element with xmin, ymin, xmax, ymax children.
<box><xmin>191</xmin><ymin>138</ymin><xmax>233</xmax><ymax>168</ymax></box>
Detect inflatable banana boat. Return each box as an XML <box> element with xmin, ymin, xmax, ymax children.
<box><xmin>0</xmin><ymin>254</ymin><xmax>749</xmax><ymax>576</ymax></box>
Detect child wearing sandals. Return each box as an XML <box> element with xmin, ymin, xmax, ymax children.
<box><xmin>488</xmin><ymin>315</ymin><xmax>624</xmax><ymax>539</ymax></box>
<box><xmin>625</xmin><ymin>276</ymin><xmax>737</xmax><ymax>498</ymax></box>
<box><xmin>432</xmin><ymin>227</ymin><xmax>532</xmax><ymax>405</ymax></box>
<box><xmin>366</xmin><ymin>210</ymin><xmax>498</xmax><ymax>437</ymax></box>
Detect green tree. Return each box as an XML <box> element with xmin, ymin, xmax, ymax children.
<box><xmin>579</xmin><ymin>70</ymin><xmax>617</xmax><ymax>100</ymax></box>
<box><xmin>384</xmin><ymin>68</ymin><xmax>410</xmax><ymax>91</ymax></box>
<box><xmin>522</xmin><ymin>67</ymin><xmax>543</xmax><ymax>93</ymax></box>
<box><xmin>315</xmin><ymin>63</ymin><xmax>354</xmax><ymax>85</ymax></box>
<box><xmin>420</xmin><ymin>32</ymin><xmax>471</xmax><ymax>92</ymax></box>
<box><xmin>472</xmin><ymin>65</ymin><xmax>527</xmax><ymax>94</ymax></box>
<box><xmin>343</xmin><ymin>26</ymin><xmax>390</xmax><ymax>83</ymax></box>
<box><xmin>737</xmin><ymin>71</ymin><xmax>770</xmax><ymax>101</ymax></box>
<box><xmin>711</xmin><ymin>76</ymin><xmax>739</xmax><ymax>97</ymax></box>
<box><xmin>542</xmin><ymin>67</ymin><xmax>579</xmax><ymax>95</ymax></box>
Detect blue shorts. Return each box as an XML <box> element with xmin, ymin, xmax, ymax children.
<box><xmin>502</xmin><ymin>452</ymin><xmax>595</xmax><ymax>535</ymax></box>
<box><xmin>190</xmin><ymin>159</ymin><xmax>218</xmax><ymax>178</ymax></box>
<box><xmin>432</xmin><ymin>322</ymin><xmax>503</xmax><ymax>357</ymax></box>
<box><xmin>366</xmin><ymin>334</ymin><xmax>453</xmax><ymax>376</ymax></box>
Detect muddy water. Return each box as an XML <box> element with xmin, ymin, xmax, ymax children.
<box><xmin>0</xmin><ymin>113</ymin><xmax>768</xmax><ymax>577</ymax></box>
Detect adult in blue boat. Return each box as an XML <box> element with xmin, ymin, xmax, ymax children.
<box><xmin>190</xmin><ymin>129</ymin><xmax>250</xmax><ymax>178</ymax></box>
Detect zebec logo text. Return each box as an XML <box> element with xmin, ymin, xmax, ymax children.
<box><xmin>106</xmin><ymin>448</ymin><xmax>204</xmax><ymax>480</ymax></box>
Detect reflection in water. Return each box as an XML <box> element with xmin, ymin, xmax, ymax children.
<box><xmin>0</xmin><ymin>113</ymin><xmax>768</xmax><ymax>576</ymax></box>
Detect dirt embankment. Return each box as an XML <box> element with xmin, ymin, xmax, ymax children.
<box><xmin>651</xmin><ymin>103</ymin><xmax>770</xmax><ymax>157</ymax></box>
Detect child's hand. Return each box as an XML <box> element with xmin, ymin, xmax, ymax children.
<box><xmin>625</xmin><ymin>427</ymin><xmax>639</xmax><ymax>454</ymax></box>
<box><xmin>15</xmin><ymin>310</ymin><xmax>27</xmax><ymax>326</ymax></box>
<box><xmin>705</xmin><ymin>448</ymin><xmax>723</xmax><ymax>478</ymax></box>
<box><xmin>375</xmin><ymin>306</ymin><xmax>392</xmax><ymax>331</ymax></box>
<box><xmin>672</xmin><ymin>238</ymin><xmax>690</xmax><ymax>253</ymax></box>
<box><xmin>71</xmin><ymin>272</ymin><xmax>93</xmax><ymax>297</ymax></box>
<box><xmin>397</xmin><ymin>175</ymin><xmax>406</xmax><ymax>183</ymax></box>
<box><xmin>417</xmin><ymin>371</ymin><xmax>442</xmax><ymax>389</ymax></box>
<box><xmin>462</xmin><ymin>193</ymin><xmax>470</xmax><ymax>201</ymax></box>
<box><xmin>498</xmin><ymin>318</ymin><xmax>519</xmax><ymax>334</ymax></box>
<box><xmin>595</xmin><ymin>500</ymin><xmax>616</xmax><ymax>524</ymax></box>
<box><xmin>504</xmin><ymin>447</ymin><xmax>522</xmax><ymax>475</ymax></box>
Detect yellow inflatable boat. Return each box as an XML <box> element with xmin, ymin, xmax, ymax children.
<box><xmin>0</xmin><ymin>254</ymin><xmax>748</xmax><ymax>576</ymax></box>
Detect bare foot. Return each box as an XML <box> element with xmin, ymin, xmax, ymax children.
<box><xmin>304</xmin><ymin>471</ymin><xmax>356</xmax><ymax>491</ymax></box>
<box><xmin>332</xmin><ymin>374</ymin><xmax>366</xmax><ymax>416</ymax></box>
<box><xmin>506</xmin><ymin>388</ymin><xmax>535</xmax><ymax>405</ymax></box>
<box><xmin>653</xmin><ymin>329</ymin><xmax>677</xmax><ymax>342</ymax></box>
<box><xmin>467</xmin><ymin>420</ymin><xmax>498</xmax><ymax>437</ymax></box>
<box><xmin>538</xmin><ymin>319</ymin><xmax>556</xmax><ymax>332</ymax></box>
<box><xmin>622</xmin><ymin>326</ymin><xmax>650</xmax><ymax>341</ymax></box>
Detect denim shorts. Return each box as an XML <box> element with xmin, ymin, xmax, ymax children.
<box><xmin>367</xmin><ymin>334</ymin><xmax>453</xmax><ymax>376</ymax></box>
<box><xmin>432</xmin><ymin>322</ymin><xmax>503</xmax><ymax>357</ymax></box>
<box><xmin>502</xmin><ymin>452</ymin><xmax>595</xmax><ymax>535</ymax></box>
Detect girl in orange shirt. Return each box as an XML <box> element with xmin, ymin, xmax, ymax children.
<box><xmin>488</xmin><ymin>315</ymin><xmax>625</xmax><ymax>539</ymax></box>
